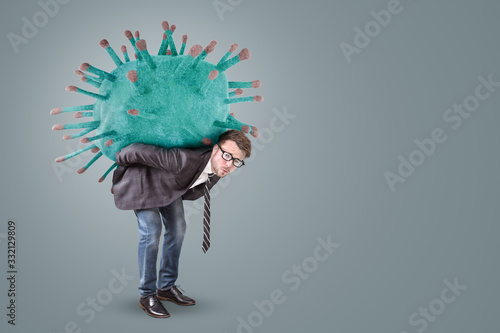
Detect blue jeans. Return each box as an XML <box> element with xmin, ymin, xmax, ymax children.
<box><xmin>134</xmin><ymin>196</ymin><xmax>186</xmax><ymax>297</ymax></box>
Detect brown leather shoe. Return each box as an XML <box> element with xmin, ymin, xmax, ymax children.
<box><xmin>139</xmin><ymin>294</ymin><xmax>170</xmax><ymax>318</ymax></box>
<box><xmin>157</xmin><ymin>286</ymin><xmax>196</xmax><ymax>305</ymax></box>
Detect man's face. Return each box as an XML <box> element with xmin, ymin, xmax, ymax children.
<box><xmin>210</xmin><ymin>140</ymin><xmax>245</xmax><ymax>178</ymax></box>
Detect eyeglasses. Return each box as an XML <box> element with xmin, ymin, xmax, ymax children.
<box><xmin>217</xmin><ymin>144</ymin><xmax>245</xmax><ymax>168</ymax></box>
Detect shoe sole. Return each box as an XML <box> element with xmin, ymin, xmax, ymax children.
<box><xmin>139</xmin><ymin>302</ymin><xmax>170</xmax><ymax>318</ymax></box>
<box><xmin>157</xmin><ymin>295</ymin><xmax>195</xmax><ymax>306</ymax></box>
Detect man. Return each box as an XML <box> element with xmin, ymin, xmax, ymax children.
<box><xmin>112</xmin><ymin>129</ymin><xmax>252</xmax><ymax>318</ymax></box>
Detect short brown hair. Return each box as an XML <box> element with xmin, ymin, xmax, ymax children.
<box><xmin>216</xmin><ymin>130</ymin><xmax>252</xmax><ymax>158</ymax></box>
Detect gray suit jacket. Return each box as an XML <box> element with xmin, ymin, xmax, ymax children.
<box><xmin>112</xmin><ymin>143</ymin><xmax>220</xmax><ymax>210</ymax></box>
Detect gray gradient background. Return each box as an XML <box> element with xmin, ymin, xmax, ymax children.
<box><xmin>0</xmin><ymin>0</ymin><xmax>499</xmax><ymax>332</ymax></box>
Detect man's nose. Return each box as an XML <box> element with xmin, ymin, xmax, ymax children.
<box><xmin>224</xmin><ymin>159</ymin><xmax>233</xmax><ymax>167</ymax></box>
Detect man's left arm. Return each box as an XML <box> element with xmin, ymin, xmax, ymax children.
<box><xmin>115</xmin><ymin>143</ymin><xmax>186</xmax><ymax>174</ymax></box>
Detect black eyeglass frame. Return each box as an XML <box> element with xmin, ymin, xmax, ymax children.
<box><xmin>216</xmin><ymin>144</ymin><xmax>245</xmax><ymax>168</ymax></box>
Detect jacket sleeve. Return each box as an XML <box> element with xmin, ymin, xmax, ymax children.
<box><xmin>115</xmin><ymin>143</ymin><xmax>186</xmax><ymax>174</ymax></box>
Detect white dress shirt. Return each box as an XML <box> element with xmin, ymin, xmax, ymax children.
<box><xmin>189</xmin><ymin>158</ymin><xmax>214</xmax><ymax>189</ymax></box>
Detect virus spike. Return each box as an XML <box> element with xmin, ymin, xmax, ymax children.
<box><xmin>166</xmin><ymin>32</ymin><xmax>178</xmax><ymax>56</ymax></box>
<box><xmin>213</xmin><ymin>115</ymin><xmax>255</xmax><ymax>134</ymax></box>
<box><xmin>224</xmin><ymin>95</ymin><xmax>263</xmax><ymax>104</ymax></box>
<box><xmin>158</xmin><ymin>32</ymin><xmax>168</xmax><ymax>55</ymax></box>
<box><xmin>77</xmin><ymin>152</ymin><xmax>103</xmax><ymax>174</ymax></box>
<box><xmin>126</xmin><ymin>70</ymin><xmax>146</xmax><ymax>94</ymax></box>
<box><xmin>126</xmin><ymin>108</ymin><xmax>153</xmax><ymax>119</ymax></box>
<box><xmin>66</xmin><ymin>85</ymin><xmax>107</xmax><ymax>101</ymax></box>
<box><xmin>124</xmin><ymin>30</ymin><xmax>143</xmax><ymax>60</ymax></box>
<box><xmin>50</xmin><ymin>104</ymin><xmax>94</xmax><ymax>115</ymax></box>
<box><xmin>179</xmin><ymin>35</ymin><xmax>188</xmax><ymax>55</ymax></box>
<box><xmin>98</xmin><ymin>163</ymin><xmax>118</xmax><ymax>183</ymax></box>
<box><xmin>228</xmin><ymin>80</ymin><xmax>261</xmax><ymax>89</ymax></box>
<box><xmin>79</xmin><ymin>63</ymin><xmax>116</xmax><ymax>82</ymax></box>
<box><xmin>250</xmin><ymin>126</ymin><xmax>259</xmax><ymax>138</ymax></box>
<box><xmin>200</xmin><ymin>70</ymin><xmax>219</xmax><ymax>95</ymax></box>
<box><xmin>75</xmin><ymin>70</ymin><xmax>101</xmax><ymax>88</ymax></box>
<box><xmin>162</xmin><ymin>21</ymin><xmax>178</xmax><ymax>56</ymax></box>
<box><xmin>217</xmin><ymin>48</ymin><xmax>251</xmax><ymax>72</ymax></box>
<box><xmin>188</xmin><ymin>44</ymin><xmax>203</xmax><ymax>58</ymax></box>
<box><xmin>126</xmin><ymin>70</ymin><xmax>138</xmax><ymax>83</ymax></box>
<box><xmin>167</xmin><ymin>50</ymin><xmax>172</xmax><ymax>55</ymax></box>
<box><xmin>80</xmin><ymin>131</ymin><xmax>115</xmax><ymax>144</ymax></box>
<box><xmin>202</xmin><ymin>138</ymin><xmax>213</xmax><ymax>146</ymax></box>
<box><xmin>52</xmin><ymin>120</ymin><xmax>100</xmax><ymax>131</ymax></box>
<box><xmin>55</xmin><ymin>143</ymin><xmax>98</xmax><ymax>163</ymax></box>
<box><xmin>205</xmin><ymin>40</ymin><xmax>217</xmax><ymax>54</ymax></box>
<box><xmin>62</xmin><ymin>128</ymin><xmax>94</xmax><ymax>140</ymax></box>
<box><xmin>111</xmin><ymin>134</ymin><xmax>129</xmax><ymax>145</ymax></box>
<box><xmin>80</xmin><ymin>76</ymin><xmax>101</xmax><ymax>88</ymax></box>
<box><xmin>161</xmin><ymin>20</ymin><xmax>169</xmax><ymax>31</ymax></box>
<box><xmin>217</xmin><ymin>43</ymin><xmax>238</xmax><ymax>66</ymax></box>
<box><xmin>173</xmin><ymin>44</ymin><xmax>203</xmax><ymax>77</ymax></box>
<box><xmin>121</xmin><ymin>45</ymin><xmax>130</xmax><ymax>62</ymax></box>
<box><xmin>99</xmin><ymin>39</ymin><xmax>123</xmax><ymax>67</ymax></box>
<box><xmin>75</xmin><ymin>70</ymin><xmax>103</xmax><ymax>83</ymax></box>
<box><xmin>228</xmin><ymin>88</ymin><xmax>244</xmax><ymax>97</ymax></box>
<box><xmin>74</xmin><ymin>111</ymin><xmax>93</xmax><ymax>118</ymax></box>
<box><xmin>91</xmin><ymin>147</ymin><xmax>100</xmax><ymax>153</ymax></box>
<box><xmin>50</xmin><ymin>107</ymin><xmax>63</xmax><ymax>115</ymax></box>
<box><xmin>135</xmin><ymin>39</ymin><xmax>156</xmax><ymax>69</ymax></box>
<box><xmin>134</xmin><ymin>30</ymin><xmax>140</xmax><ymax>40</ymax></box>
<box><xmin>193</xmin><ymin>41</ymin><xmax>217</xmax><ymax>68</ymax></box>
<box><xmin>209</xmin><ymin>70</ymin><xmax>219</xmax><ymax>80</ymax></box>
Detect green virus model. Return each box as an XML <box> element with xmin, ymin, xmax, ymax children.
<box><xmin>51</xmin><ymin>20</ymin><xmax>262</xmax><ymax>182</ymax></box>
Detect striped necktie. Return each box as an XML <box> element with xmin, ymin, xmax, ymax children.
<box><xmin>202</xmin><ymin>173</ymin><xmax>214</xmax><ymax>253</ymax></box>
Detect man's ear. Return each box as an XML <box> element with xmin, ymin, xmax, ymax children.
<box><xmin>211</xmin><ymin>144</ymin><xmax>218</xmax><ymax>156</ymax></box>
